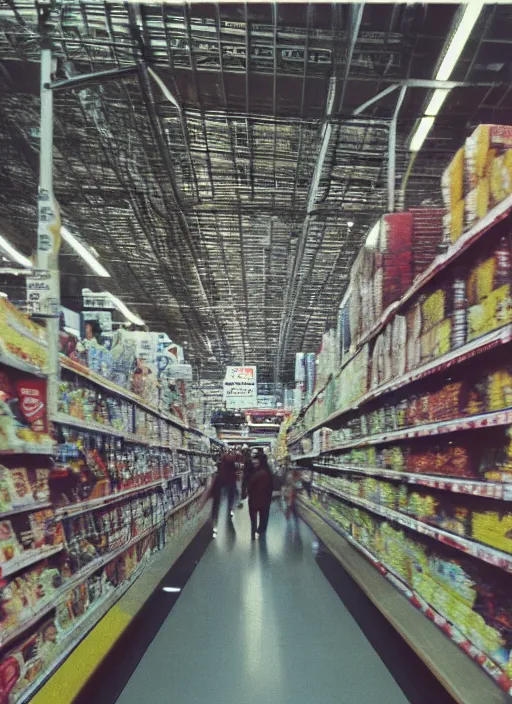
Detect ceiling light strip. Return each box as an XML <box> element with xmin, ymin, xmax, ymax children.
<box><xmin>0</xmin><ymin>234</ymin><xmax>32</xmax><ymax>269</ymax></box>
<box><xmin>409</xmin><ymin>2</ymin><xmax>484</xmax><ymax>153</ymax></box>
<box><xmin>61</xmin><ymin>226</ymin><xmax>110</xmax><ymax>278</ymax></box>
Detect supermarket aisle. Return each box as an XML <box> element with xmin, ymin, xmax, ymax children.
<box><xmin>115</xmin><ymin>502</ymin><xmax>410</xmax><ymax>704</ymax></box>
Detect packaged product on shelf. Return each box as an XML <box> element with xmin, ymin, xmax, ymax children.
<box><xmin>56</xmin><ymin>581</ymin><xmax>90</xmax><ymax>631</ymax></box>
<box><xmin>487</xmin><ymin>367</ymin><xmax>512</xmax><ymax>411</ymax></box>
<box><xmin>310</xmin><ymin>471</ymin><xmax>512</xmax><ymax>682</ymax></box>
<box><xmin>0</xmin><ymin>298</ymin><xmax>47</xmax><ymax>370</ymax></box>
<box><xmin>375</xmin><ymin>213</ymin><xmax>415</xmax><ymax>311</ymax></box>
<box><xmin>465</xmin><ymin>124</ymin><xmax>512</xmax><ymax>191</ymax></box>
<box><xmin>4</xmin><ymin>628</ymin><xmax>47</xmax><ymax>701</ymax></box>
<box><xmin>338</xmin><ymin>344</ymin><xmax>369</xmax><ymax>409</ymax></box>
<box><xmin>109</xmin><ymin>330</ymin><xmax>137</xmax><ymax>390</ymax></box>
<box><xmin>0</xmin><ymin>372</ymin><xmax>52</xmax><ymax>450</ymax></box>
<box><xmin>490</xmin><ymin>150</ymin><xmax>512</xmax><ymax>205</ymax></box>
<box><xmin>0</xmin><ymin>520</ymin><xmax>23</xmax><ymax>563</ymax></box>
<box><xmin>391</xmin><ymin>316</ymin><xmax>407</xmax><ymax>378</ymax></box>
<box><xmin>466</xmin><ymin>178</ymin><xmax>490</xmax><ymax>229</ymax></box>
<box><xmin>0</xmin><ymin>561</ymin><xmax>62</xmax><ymax>632</ymax></box>
<box><xmin>370</xmin><ymin>333</ymin><xmax>385</xmax><ymax>389</ymax></box>
<box><xmin>8</xmin><ymin>468</ymin><xmax>32</xmax><ymax>507</ymax></box>
<box><xmin>441</xmin><ymin>147</ymin><xmax>465</xmax><ymax>212</ymax></box>
<box><xmin>409</xmin><ymin>441</ymin><xmax>473</xmax><ymax>478</ymax></box>
<box><xmin>443</xmin><ymin>199</ymin><xmax>466</xmax><ymax>244</ymax></box>
<box><xmin>63</xmin><ymin>512</ymin><xmax>103</xmax><ymax>572</ymax></box>
<box><xmin>380</xmin><ymin>445</ymin><xmax>405</xmax><ymax>471</ymax></box>
<box><xmin>451</xmin><ymin>277</ymin><xmax>467</xmax><ymax>349</ymax></box>
<box><xmin>410</xmin><ymin>208</ymin><xmax>445</xmax><ymax>278</ymax></box>
<box><xmin>27</xmin><ymin>509</ymin><xmax>64</xmax><ymax>550</ymax></box>
<box><xmin>479</xmin><ymin>427</ymin><xmax>512</xmax><ymax>481</ymax></box>
<box><xmin>472</xmin><ymin>509</ymin><xmax>512</xmax><ymax>554</ymax></box>
<box><xmin>382</xmin><ymin>325</ymin><xmax>393</xmax><ymax>383</ymax></box>
<box><xmin>338</xmin><ymin>295</ymin><xmax>352</xmax><ymax>363</ymax></box>
<box><xmin>349</xmin><ymin>246</ymin><xmax>376</xmax><ymax>343</ymax></box>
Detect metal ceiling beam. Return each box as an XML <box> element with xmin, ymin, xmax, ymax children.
<box><xmin>123</xmin><ymin>4</ymin><xmax>226</xmax><ymax>356</ymax></box>
<box><xmin>244</xmin><ymin>2</ymin><xmax>255</xmax><ymax>200</ymax></box>
<box><xmin>337</xmin><ymin>3</ymin><xmax>364</xmax><ymax>113</ymax></box>
<box><xmin>47</xmin><ymin>65</ymin><xmax>140</xmax><ymax>92</ymax></box>
<box><xmin>291</xmin><ymin>1</ymin><xmax>312</xmax><ymax>211</ymax></box>
<box><xmin>274</xmin><ymin>2</ymin><xmax>365</xmax><ymax>382</ymax></box>
<box><xmin>182</xmin><ymin>2</ymin><xmax>216</xmax><ymax>200</ymax></box>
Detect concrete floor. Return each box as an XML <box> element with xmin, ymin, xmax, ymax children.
<box><xmin>116</xmin><ymin>501</ymin><xmax>410</xmax><ymax>704</ymax></box>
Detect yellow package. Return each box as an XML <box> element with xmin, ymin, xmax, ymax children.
<box><xmin>490</xmin><ymin>151</ymin><xmax>512</xmax><ymax>204</ymax></box>
<box><xmin>466</xmin><ymin>124</ymin><xmax>512</xmax><ymax>188</ymax></box>
<box><xmin>468</xmin><ymin>284</ymin><xmax>512</xmax><ymax>340</ymax></box>
<box><xmin>473</xmin><ymin>255</ymin><xmax>497</xmax><ymax>303</ymax></box>
<box><xmin>441</xmin><ymin>147</ymin><xmax>465</xmax><ymax>209</ymax></box>
<box><xmin>450</xmin><ymin>199</ymin><xmax>465</xmax><ymax>243</ymax></box>
<box><xmin>465</xmin><ymin>125</ymin><xmax>490</xmax><ymax>188</ymax></box>
<box><xmin>477</xmin><ymin>176</ymin><xmax>490</xmax><ymax>220</ymax></box>
<box><xmin>465</xmin><ymin>186</ymin><xmax>480</xmax><ymax>229</ymax></box>
<box><xmin>487</xmin><ymin>367</ymin><xmax>512</xmax><ymax>412</ymax></box>
<box><xmin>421</xmin><ymin>289</ymin><xmax>446</xmax><ymax>332</ymax></box>
<box><xmin>420</xmin><ymin>318</ymin><xmax>452</xmax><ymax>361</ymax></box>
<box><xmin>472</xmin><ymin>511</ymin><xmax>512</xmax><ymax>554</ymax></box>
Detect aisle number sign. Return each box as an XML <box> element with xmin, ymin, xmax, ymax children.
<box><xmin>223</xmin><ymin>366</ymin><xmax>257</xmax><ymax>409</ymax></box>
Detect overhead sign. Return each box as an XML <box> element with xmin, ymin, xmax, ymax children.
<box><xmin>26</xmin><ymin>270</ymin><xmax>56</xmax><ymax>315</ymax></box>
<box><xmin>223</xmin><ymin>366</ymin><xmax>257</xmax><ymax>409</ymax></box>
<box><xmin>257</xmin><ymin>395</ymin><xmax>276</xmax><ymax>409</ymax></box>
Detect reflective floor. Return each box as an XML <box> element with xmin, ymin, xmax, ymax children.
<box><xmin>116</xmin><ymin>501</ymin><xmax>409</xmax><ymax>704</ymax></box>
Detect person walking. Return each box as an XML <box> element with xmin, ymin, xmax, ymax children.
<box><xmin>247</xmin><ymin>451</ymin><xmax>273</xmax><ymax>540</ymax></box>
<box><xmin>235</xmin><ymin>445</ymin><xmax>245</xmax><ymax>509</ymax></box>
<box><xmin>240</xmin><ymin>445</ymin><xmax>253</xmax><ymax>503</ymax></box>
<box><xmin>206</xmin><ymin>449</ymin><xmax>237</xmax><ymax>538</ymax></box>
<box><xmin>283</xmin><ymin>469</ymin><xmax>301</xmax><ymax>524</ymax></box>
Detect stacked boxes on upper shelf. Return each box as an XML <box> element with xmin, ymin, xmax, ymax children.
<box><xmin>350</xmin><ymin>210</ymin><xmax>445</xmax><ymax>352</ymax></box>
<box><xmin>444</xmin><ymin>124</ymin><xmax>512</xmax><ymax>243</ymax></box>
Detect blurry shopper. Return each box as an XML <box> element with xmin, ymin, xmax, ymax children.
<box><xmin>247</xmin><ymin>451</ymin><xmax>273</xmax><ymax>540</ymax></box>
<box><xmin>203</xmin><ymin>449</ymin><xmax>237</xmax><ymax>537</ymax></box>
<box><xmin>234</xmin><ymin>445</ymin><xmax>245</xmax><ymax>509</ymax></box>
<box><xmin>241</xmin><ymin>446</ymin><xmax>257</xmax><ymax>501</ymax></box>
<box><xmin>301</xmin><ymin>468</ymin><xmax>313</xmax><ymax>499</ymax></box>
<box><xmin>283</xmin><ymin>469</ymin><xmax>301</xmax><ymax>523</ymax></box>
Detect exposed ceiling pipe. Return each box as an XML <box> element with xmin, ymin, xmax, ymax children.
<box><xmin>274</xmin><ymin>3</ymin><xmax>364</xmax><ymax>383</ymax></box>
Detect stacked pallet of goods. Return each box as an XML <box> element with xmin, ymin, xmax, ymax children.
<box><xmin>0</xmin><ymin>299</ymin><xmax>216</xmax><ymax>704</ymax></box>
<box><xmin>289</xmin><ymin>125</ymin><xmax>512</xmax><ymax>694</ymax></box>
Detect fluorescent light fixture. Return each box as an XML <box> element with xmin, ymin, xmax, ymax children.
<box><xmin>82</xmin><ymin>288</ymin><xmax>144</xmax><ymax>326</ymax></box>
<box><xmin>436</xmin><ymin>2</ymin><xmax>484</xmax><ymax>81</ymax></box>
<box><xmin>409</xmin><ymin>2</ymin><xmax>483</xmax><ymax>153</ymax></box>
<box><xmin>162</xmin><ymin>587</ymin><xmax>181</xmax><ymax>593</ymax></box>
<box><xmin>425</xmin><ymin>89</ymin><xmax>450</xmax><ymax>117</ymax></box>
<box><xmin>410</xmin><ymin>90</ymin><xmax>450</xmax><ymax>152</ymax></box>
<box><xmin>61</xmin><ymin>226</ymin><xmax>110</xmax><ymax>278</ymax></box>
<box><xmin>0</xmin><ymin>235</ymin><xmax>32</xmax><ymax>269</ymax></box>
<box><xmin>107</xmin><ymin>292</ymin><xmax>144</xmax><ymax>326</ymax></box>
<box><xmin>410</xmin><ymin>117</ymin><xmax>436</xmax><ymax>153</ymax></box>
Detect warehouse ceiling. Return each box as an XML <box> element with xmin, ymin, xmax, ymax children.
<box><xmin>1</xmin><ymin>2</ymin><xmax>512</xmax><ymax>383</ymax></box>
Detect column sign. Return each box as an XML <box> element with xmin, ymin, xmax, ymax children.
<box><xmin>223</xmin><ymin>366</ymin><xmax>257</xmax><ymax>409</ymax></box>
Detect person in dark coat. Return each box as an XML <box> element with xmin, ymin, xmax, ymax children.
<box><xmin>241</xmin><ymin>446</ymin><xmax>255</xmax><ymax>501</ymax></box>
<box><xmin>247</xmin><ymin>452</ymin><xmax>273</xmax><ymax>540</ymax></box>
<box><xmin>210</xmin><ymin>449</ymin><xmax>237</xmax><ymax>537</ymax></box>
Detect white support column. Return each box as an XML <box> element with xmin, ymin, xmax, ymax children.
<box><xmin>388</xmin><ymin>86</ymin><xmax>407</xmax><ymax>213</ymax></box>
<box><xmin>38</xmin><ymin>43</ymin><xmax>61</xmax><ymax>416</ymax></box>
